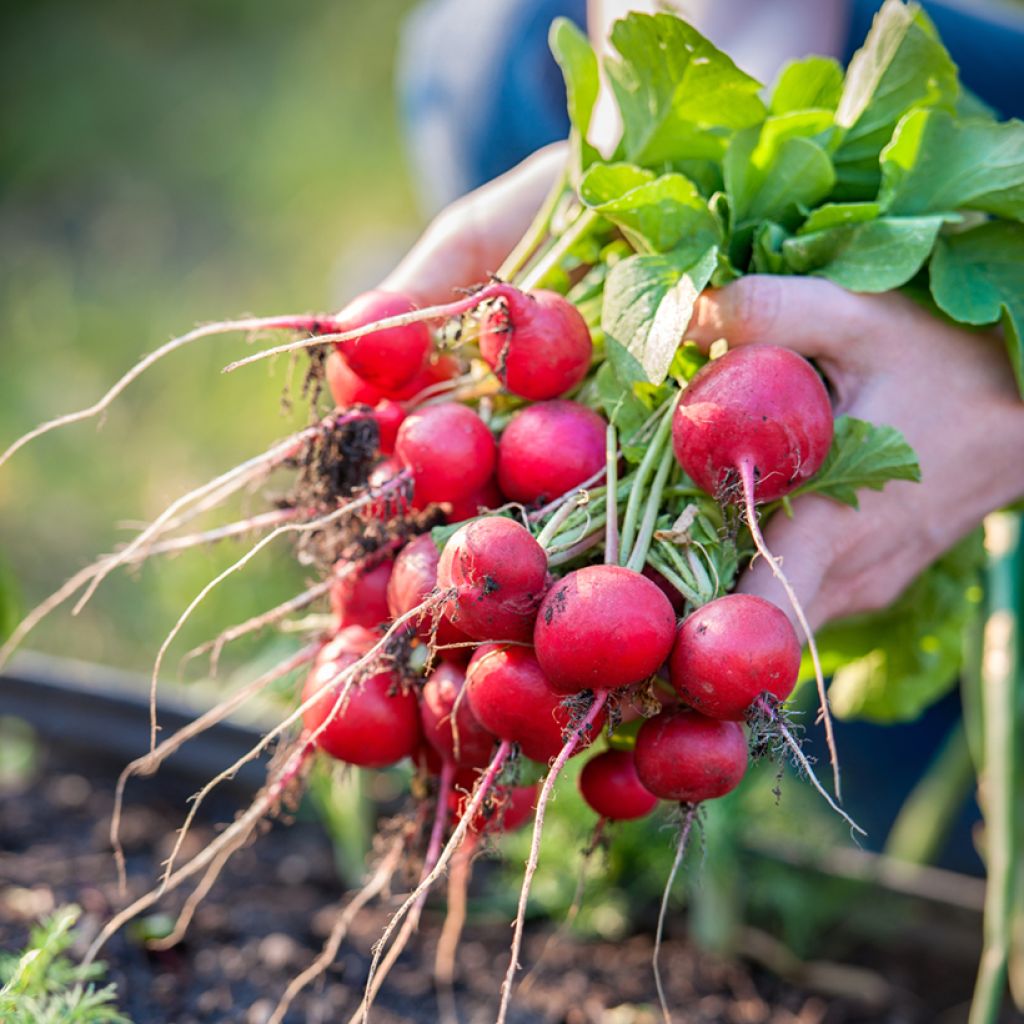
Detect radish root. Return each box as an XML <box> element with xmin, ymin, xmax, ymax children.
<box><xmin>495</xmin><ymin>691</ymin><xmax>609</xmax><ymax>1024</ymax></box>
<box><xmin>738</xmin><ymin>457</ymin><xmax>842</xmax><ymax>802</ymax></box>
<box><xmin>653</xmin><ymin>804</ymin><xmax>698</xmax><ymax>1024</ymax></box>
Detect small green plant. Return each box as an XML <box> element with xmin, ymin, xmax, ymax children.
<box><xmin>0</xmin><ymin>905</ymin><xmax>130</xmax><ymax>1024</ymax></box>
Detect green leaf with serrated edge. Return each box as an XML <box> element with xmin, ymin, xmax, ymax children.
<box><xmin>929</xmin><ymin>221</ymin><xmax>1024</xmax><ymax>396</ymax></box>
<box><xmin>771</xmin><ymin>56</ymin><xmax>844</xmax><ymax>115</ymax></box>
<box><xmin>605</xmin><ymin>12</ymin><xmax>765</xmax><ymax>165</ymax></box>
<box><xmin>579</xmin><ymin>163</ymin><xmax>720</xmax><ymax>253</ymax></box>
<box><xmin>833</xmin><ymin>0</ymin><xmax>959</xmax><ymax>199</ymax></box>
<box><xmin>806</xmin><ymin>530</ymin><xmax>985</xmax><ymax>722</ymax></box>
<box><xmin>793</xmin><ymin>416</ymin><xmax>920</xmax><ymax>508</ymax></box>
<box><xmin>782</xmin><ymin>215</ymin><xmax>945</xmax><ymax>291</ymax></box>
<box><xmin>725</xmin><ymin>115</ymin><xmax>835</xmax><ymax>228</ymax></box>
<box><xmin>879</xmin><ymin>108</ymin><xmax>1024</xmax><ymax>221</ymax></box>
<box><xmin>798</xmin><ymin>201</ymin><xmax>881</xmax><ymax>234</ymax></box>
<box><xmin>550</xmin><ymin>17</ymin><xmax>600</xmax><ymax>174</ymax></box>
<box><xmin>602</xmin><ymin>246</ymin><xmax>717</xmax><ymax>385</ymax></box>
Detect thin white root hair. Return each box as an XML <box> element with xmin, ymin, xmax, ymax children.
<box><xmin>0</xmin><ymin>508</ymin><xmax>298</xmax><ymax>673</ymax></box>
<box><xmin>73</xmin><ymin>421</ymin><xmax>322</xmax><ymax>616</ymax></box>
<box><xmin>184</xmin><ymin>576</ymin><xmax>332</xmax><ymax>677</ymax></box>
<box><xmin>266</xmin><ymin>833</ymin><xmax>408</xmax><ymax>1024</ymax></box>
<box><xmin>434</xmin><ymin>841</ymin><xmax>476</xmax><ymax>1024</ymax></box>
<box><xmin>157</xmin><ymin>596</ymin><xmax>433</xmax><ymax>889</ymax></box>
<box><xmin>356</xmin><ymin>759</ymin><xmax>455</xmax><ymax>1013</ymax></box>
<box><xmin>110</xmin><ymin>643</ymin><xmax>319</xmax><ymax>895</ymax></box>
<box><xmin>738</xmin><ymin>458</ymin><xmax>842</xmax><ymax>803</ymax></box>
<box><xmin>653</xmin><ymin>805</ymin><xmax>698</xmax><ymax>1024</ymax></box>
<box><xmin>775</xmin><ymin>717</ymin><xmax>866</xmax><ymax>838</ymax></box>
<box><xmin>145</xmin><ymin>485</ymin><xmax>386</xmax><ymax>754</ymax></box>
<box><xmin>146</xmin><ymin>816</ymin><xmax>258</xmax><ymax>951</ymax></box>
<box><xmin>84</xmin><ymin>737</ymin><xmax>315</xmax><ymax>967</ymax></box>
<box><xmin>495</xmin><ymin>692</ymin><xmax>609</xmax><ymax>1024</ymax></box>
<box><xmin>351</xmin><ymin>741</ymin><xmax>513</xmax><ymax>1024</ymax></box>
<box><xmin>0</xmin><ymin>314</ymin><xmax>315</xmax><ymax>472</ymax></box>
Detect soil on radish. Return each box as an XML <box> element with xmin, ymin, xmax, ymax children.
<box><xmin>0</xmin><ymin>736</ymin><xmax>1003</xmax><ymax>1024</ymax></box>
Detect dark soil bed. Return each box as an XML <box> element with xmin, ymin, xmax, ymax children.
<box><xmin>0</xmin><ymin>737</ymin><xmax>1005</xmax><ymax>1024</ymax></box>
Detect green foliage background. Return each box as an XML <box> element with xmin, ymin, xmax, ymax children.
<box><xmin>0</xmin><ymin>0</ymin><xmax>421</xmax><ymax>672</ymax></box>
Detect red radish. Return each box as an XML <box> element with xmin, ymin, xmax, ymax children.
<box><xmin>302</xmin><ymin>627</ymin><xmax>420</xmax><ymax>768</ymax></box>
<box><xmin>579</xmin><ymin>749</ymin><xmax>658</xmax><ymax>820</ymax></box>
<box><xmin>634</xmin><ymin>707</ymin><xmax>747</xmax><ymax>803</ymax></box>
<box><xmin>420</xmin><ymin>661</ymin><xmax>497</xmax><ymax>768</ymax></box>
<box><xmin>327</xmin><ymin>351</ymin><xmax>461</xmax><ymax>410</ymax></box>
<box><xmin>372</xmin><ymin>400</ymin><xmax>405</xmax><ymax>456</ymax></box>
<box><xmin>670</xmin><ymin>594</ymin><xmax>800</xmax><ymax>720</ymax></box>
<box><xmin>325</xmin><ymin>350</ymin><xmax>385</xmax><ymax>407</ymax></box>
<box><xmin>442</xmin><ymin>477</ymin><xmax>504</xmax><ymax>525</ymax></box>
<box><xmin>497</xmin><ymin>401</ymin><xmax>606</xmax><ymax>504</ymax></box>
<box><xmin>533</xmin><ymin>565</ymin><xmax>676</xmax><ymax>694</ymax></box>
<box><xmin>450</xmin><ymin>782</ymin><xmax>537</xmax><ymax>834</ymax></box>
<box><xmin>437</xmin><ymin>517</ymin><xmax>548</xmax><ymax>643</ymax></box>
<box><xmin>362</xmin><ymin>457</ymin><xmax>410</xmax><ymax>521</ymax></box>
<box><xmin>671</xmin><ymin>344</ymin><xmax>841</xmax><ymax>798</ymax></box>
<box><xmin>465</xmin><ymin>645</ymin><xmax>604</xmax><ymax>763</ymax></box>
<box><xmin>672</xmin><ymin>345</ymin><xmax>832</xmax><ymax>504</ymax></box>
<box><xmin>333</xmin><ymin>290</ymin><xmax>430</xmax><ymax>392</ymax></box>
<box><xmin>387</xmin><ymin>533</ymin><xmax>473</xmax><ymax>661</ymax></box>
<box><xmin>395</xmin><ymin>402</ymin><xmax>496</xmax><ymax>508</ymax></box>
<box><xmin>479</xmin><ymin>289</ymin><xmax>592</xmax><ymax>400</ymax></box>
<box><xmin>330</xmin><ymin>559</ymin><xmax>393</xmax><ymax>629</ymax></box>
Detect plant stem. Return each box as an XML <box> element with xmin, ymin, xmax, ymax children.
<box><xmin>619</xmin><ymin>399</ymin><xmax>676</xmax><ymax>565</ymax></box>
<box><xmin>519</xmin><ymin>208</ymin><xmax>599</xmax><ymax>291</ymax></box>
<box><xmin>499</xmin><ymin>169</ymin><xmax>568</xmax><ymax>281</ymax></box>
<box><xmin>626</xmin><ymin>445</ymin><xmax>675</xmax><ymax>572</ymax></box>
<box><xmin>969</xmin><ymin>512</ymin><xmax>1021</xmax><ymax>1024</ymax></box>
<box><xmin>605</xmin><ymin>424</ymin><xmax>619</xmax><ymax>564</ymax></box>
<box><xmin>646</xmin><ymin>551</ymin><xmax>702</xmax><ymax>607</ymax></box>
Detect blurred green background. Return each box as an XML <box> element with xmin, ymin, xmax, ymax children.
<box><xmin>0</xmin><ymin>0</ymin><xmax>421</xmax><ymax>672</ymax></box>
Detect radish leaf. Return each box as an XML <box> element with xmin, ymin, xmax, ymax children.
<box><xmin>795</xmin><ymin>416</ymin><xmax>920</xmax><ymax>508</ymax></box>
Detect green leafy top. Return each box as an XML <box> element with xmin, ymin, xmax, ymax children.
<box><xmin>543</xmin><ymin>0</ymin><xmax>1020</xmax><ymax>721</ymax></box>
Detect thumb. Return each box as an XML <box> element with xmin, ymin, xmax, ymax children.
<box><xmin>686</xmin><ymin>275</ymin><xmax>868</xmax><ymax>360</ymax></box>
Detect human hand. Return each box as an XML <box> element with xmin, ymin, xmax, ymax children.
<box><xmin>685</xmin><ymin>276</ymin><xmax>1024</xmax><ymax>631</ymax></box>
<box><xmin>381</xmin><ymin>144</ymin><xmax>565</xmax><ymax>305</ymax></box>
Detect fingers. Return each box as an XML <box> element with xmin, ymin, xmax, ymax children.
<box><xmin>685</xmin><ymin>275</ymin><xmax>871</xmax><ymax>360</ymax></box>
<box><xmin>382</xmin><ymin>144</ymin><xmax>566</xmax><ymax>307</ymax></box>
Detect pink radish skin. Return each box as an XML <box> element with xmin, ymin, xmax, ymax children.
<box><xmin>437</xmin><ymin>517</ymin><xmax>548</xmax><ymax>643</ymax></box>
<box><xmin>498</xmin><ymin>400</ymin><xmax>607</xmax><ymax>504</ymax></box>
<box><xmin>326</xmin><ymin>351</ymin><xmax>462</xmax><ymax>409</ymax></box>
<box><xmin>386</xmin><ymin>534</ymin><xmax>473</xmax><ymax>663</ymax></box>
<box><xmin>330</xmin><ymin>559</ymin><xmax>393</xmax><ymax>629</ymax></box>
<box><xmin>579</xmin><ymin>749</ymin><xmax>658</xmax><ymax>820</ymax></box>
<box><xmin>302</xmin><ymin>627</ymin><xmax>420</xmax><ymax>768</ymax></box>
<box><xmin>672</xmin><ymin>345</ymin><xmax>833</xmax><ymax>504</ymax></box>
<box><xmin>670</xmin><ymin>594</ymin><xmax>800</xmax><ymax>720</ymax></box>
<box><xmin>479</xmin><ymin>289</ymin><xmax>592</xmax><ymax>400</ymax></box>
<box><xmin>420</xmin><ymin>661</ymin><xmax>497</xmax><ymax>769</ymax></box>
<box><xmin>333</xmin><ymin>290</ymin><xmax>431</xmax><ymax>392</ymax></box>
<box><xmin>362</xmin><ymin>457</ymin><xmax>410</xmax><ymax>521</ymax></box>
<box><xmin>534</xmin><ymin>565</ymin><xmax>676</xmax><ymax>694</ymax></box>
<box><xmin>634</xmin><ymin>707</ymin><xmax>748</xmax><ymax>803</ymax></box>
<box><xmin>443</xmin><ymin>477</ymin><xmax>504</xmax><ymax>525</ymax></box>
<box><xmin>465</xmin><ymin>645</ymin><xmax>604</xmax><ymax>763</ymax></box>
<box><xmin>395</xmin><ymin>402</ymin><xmax>496</xmax><ymax>508</ymax></box>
